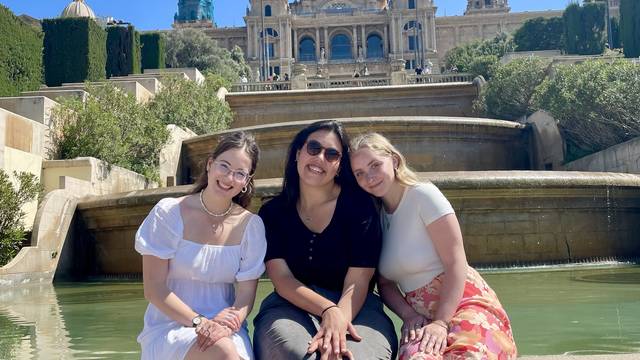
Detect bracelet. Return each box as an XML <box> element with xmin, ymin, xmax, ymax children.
<box><xmin>320</xmin><ymin>304</ymin><xmax>339</xmax><ymax>317</ymax></box>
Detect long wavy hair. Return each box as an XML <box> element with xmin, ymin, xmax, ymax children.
<box><xmin>280</xmin><ymin>120</ymin><xmax>357</xmax><ymax>206</ymax></box>
<box><xmin>190</xmin><ymin>131</ymin><xmax>260</xmax><ymax>208</ymax></box>
<box><xmin>350</xmin><ymin>132</ymin><xmax>419</xmax><ymax>187</ymax></box>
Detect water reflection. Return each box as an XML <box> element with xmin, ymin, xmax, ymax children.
<box><xmin>0</xmin><ymin>266</ymin><xmax>639</xmax><ymax>359</ymax></box>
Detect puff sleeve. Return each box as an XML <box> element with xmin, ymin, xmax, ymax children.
<box><xmin>417</xmin><ymin>183</ymin><xmax>455</xmax><ymax>226</ymax></box>
<box><xmin>235</xmin><ymin>215</ymin><xmax>267</xmax><ymax>282</ymax></box>
<box><xmin>135</xmin><ymin>198</ymin><xmax>182</xmax><ymax>259</ymax></box>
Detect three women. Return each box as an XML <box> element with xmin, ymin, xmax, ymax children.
<box><xmin>137</xmin><ymin>122</ymin><xmax>517</xmax><ymax>360</ymax></box>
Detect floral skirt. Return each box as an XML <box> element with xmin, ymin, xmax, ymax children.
<box><xmin>398</xmin><ymin>267</ymin><xmax>517</xmax><ymax>360</ymax></box>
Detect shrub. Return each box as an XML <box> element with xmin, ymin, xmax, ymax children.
<box><xmin>165</xmin><ymin>28</ymin><xmax>249</xmax><ymax>83</ymax></box>
<box><xmin>141</xmin><ymin>32</ymin><xmax>166</xmax><ymax>70</ymax></box>
<box><xmin>513</xmin><ymin>17</ymin><xmax>564</xmax><ymax>52</ymax></box>
<box><xmin>51</xmin><ymin>83</ymin><xmax>169</xmax><ymax>181</ymax></box>
<box><xmin>106</xmin><ymin>25</ymin><xmax>141</xmax><ymax>78</ymax></box>
<box><xmin>620</xmin><ymin>0</ymin><xmax>640</xmax><ymax>58</ymax></box>
<box><xmin>149</xmin><ymin>72</ymin><xmax>232</xmax><ymax>135</ymax></box>
<box><xmin>42</xmin><ymin>17</ymin><xmax>106</xmax><ymax>86</ymax></box>
<box><xmin>0</xmin><ymin>170</ymin><xmax>42</xmax><ymax>266</ymax></box>
<box><xmin>0</xmin><ymin>5</ymin><xmax>43</xmax><ymax>96</ymax></box>
<box><xmin>475</xmin><ymin>57</ymin><xmax>550</xmax><ymax>121</ymax></box>
<box><xmin>444</xmin><ymin>33</ymin><xmax>514</xmax><ymax>79</ymax></box>
<box><xmin>532</xmin><ymin>60</ymin><xmax>640</xmax><ymax>161</ymax></box>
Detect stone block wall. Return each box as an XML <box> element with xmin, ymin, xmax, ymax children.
<box><xmin>564</xmin><ymin>137</ymin><xmax>640</xmax><ymax>174</ymax></box>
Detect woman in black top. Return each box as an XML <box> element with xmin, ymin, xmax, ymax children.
<box><xmin>253</xmin><ymin>120</ymin><xmax>397</xmax><ymax>360</ymax></box>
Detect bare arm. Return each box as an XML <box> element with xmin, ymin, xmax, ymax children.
<box><xmin>142</xmin><ymin>255</ymin><xmax>199</xmax><ymax>327</ymax></box>
<box><xmin>377</xmin><ymin>274</ymin><xmax>416</xmax><ymax>320</ymax></box>
<box><xmin>232</xmin><ymin>279</ymin><xmax>259</xmax><ymax>323</ymax></box>
<box><xmin>337</xmin><ymin>267</ymin><xmax>375</xmax><ymax>321</ymax></box>
<box><xmin>427</xmin><ymin>213</ymin><xmax>468</xmax><ymax>323</ymax></box>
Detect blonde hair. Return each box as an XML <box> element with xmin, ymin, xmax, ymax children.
<box><xmin>350</xmin><ymin>132</ymin><xmax>419</xmax><ymax>186</ymax></box>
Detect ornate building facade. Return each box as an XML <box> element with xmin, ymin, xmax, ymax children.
<box><xmin>176</xmin><ymin>0</ymin><xmax>564</xmax><ymax>79</ymax></box>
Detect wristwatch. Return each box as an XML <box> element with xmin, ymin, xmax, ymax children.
<box><xmin>191</xmin><ymin>314</ymin><xmax>206</xmax><ymax>328</ymax></box>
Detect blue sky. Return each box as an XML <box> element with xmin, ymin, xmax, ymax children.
<box><xmin>1</xmin><ymin>1</ymin><xmax>572</xmax><ymax>31</ymax></box>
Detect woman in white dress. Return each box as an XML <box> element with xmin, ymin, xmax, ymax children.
<box><xmin>135</xmin><ymin>131</ymin><xmax>267</xmax><ymax>360</ymax></box>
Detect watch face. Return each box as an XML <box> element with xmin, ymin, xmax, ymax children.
<box><xmin>193</xmin><ymin>316</ymin><xmax>202</xmax><ymax>327</ymax></box>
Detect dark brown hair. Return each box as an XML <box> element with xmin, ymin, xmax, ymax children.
<box><xmin>190</xmin><ymin>131</ymin><xmax>260</xmax><ymax>208</ymax></box>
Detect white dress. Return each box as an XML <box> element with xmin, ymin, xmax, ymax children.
<box><xmin>134</xmin><ymin>197</ymin><xmax>267</xmax><ymax>360</ymax></box>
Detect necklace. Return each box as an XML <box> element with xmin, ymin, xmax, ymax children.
<box><xmin>199</xmin><ymin>190</ymin><xmax>233</xmax><ymax>233</ymax></box>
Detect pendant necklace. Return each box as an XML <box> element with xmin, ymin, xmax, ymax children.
<box><xmin>199</xmin><ymin>190</ymin><xmax>233</xmax><ymax>234</ymax></box>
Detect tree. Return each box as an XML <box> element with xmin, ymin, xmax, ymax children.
<box><xmin>51</xmin><ymin>83</ymin><xmax>169</xmax><ymax>181</ymax></box>
<box><xmin>474</xmin><ymin>57</ymin><xmax>550</xmax><ymax>121</ymax></box>
<box><xmin>444</xmin><ymin>33</ymin><xmax>514</xmax><ymax>80</ymax></box>
<box><xmin>513</xmin><ymin>17</ymin><xmax>564</xmax><ymax>52</ymax></box>
<box><xmin>563</xmin><ymin>2</ymin><xmax>606</xmax><ymax>55</ymax></box>
<box><xmin>620</xmin><ymin>0</ymin><xmax>640</xmax><ymax>58</ymax></box>
<box><xmin>532</xmin><ymin>60</ymin><xmax>640</xmax><ymax>161</ymax></box>
<box><xmin>164</xmin><ymin>28</ymin><xmax>249</xmax><ymax>83</ymax></box>
<box><xmin>610</xmin><ymin>16</ymin><xmax>621</xmax><ymax>49</ymax></box>
<box><xmin>0</xmin><ymin>170</ymin><xmax>42</xmax><ymax>266</ymax></box>
<box><xmin>148</xmin><ymin>72</ymin><xmax>233</xmax><ymax>135</ymax></box>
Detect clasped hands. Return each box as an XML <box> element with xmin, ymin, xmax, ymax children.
<box><xmin>307</xmin><ymin>306</ymin><xmax>362</xmax><ymax>360</ymax></box>
<box><xmin>195</xmin><ymin>307</ymin><xmax>241</xmax><ymax>352</ymax></box>
<box><xmin>401</xmin><ymin>311</ymin><xmax>448</xmax><ymax>355</ymax></box>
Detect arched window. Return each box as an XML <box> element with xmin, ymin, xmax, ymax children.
<box><xmin>299</xmin><ymin>37</ymin><xmax>316</xmax><ymax>61</ymax></box>
<box><xmin>331</xmin><ymin>34</ymin><xmax>352</xmax><ymax>60</ymax></box>
<box><xmin>366</xmin><ymin>34</ymin><xmax>384</xmax><ymax>58</ymax></box>
<box><xmin>408</xmin><ymin>0</ymin><xmax>416</xmax><ymax>9</ymax></box>
<box><xmin>265</xmin><ymin>5</ymin><xmax>272</xmax><ymax>16</ymax></box>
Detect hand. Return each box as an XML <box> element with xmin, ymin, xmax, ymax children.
<box><xmin>307</xmin><ymin>307</ymin><xmax>362</xmax><ymax>360</ymax></box>
<box><xmin>212</xmin><ymin>307</ymin><xmax>241</xmax><ymax>332</ymax></box>
<box><xmin>418</xmin><ymin>322</ymin><xmax>448</xmax><ymax>355</ymax></box>
<box><xmin>401</xmin><ymin>312</ymin><xmax>428</xmax><ymax>344</ymax></box>
<box><xmin>195</xmin><ymin>318</ymin><xmax>233</xmax><ymax>352</ymax></box>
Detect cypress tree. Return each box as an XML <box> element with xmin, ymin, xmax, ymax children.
<box><xmin>621</xmin><ymin>0</ymin><xmax>640</xmax><ymax>58</ymax></box>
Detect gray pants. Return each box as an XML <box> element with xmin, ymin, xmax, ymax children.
<box><xmin>253</xmin><ymin>288</ymin><xmax>398</xmax><ymax>360</ymax></box>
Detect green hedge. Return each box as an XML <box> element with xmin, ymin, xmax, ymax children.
<box><xmin>140</xmin><ymin>32</ymin><xmax>166</xmax><ymax>70</ymax></box>
<box><xmin>43</xmin><ymin>17</ymin><xmax>106</xmax><ymax>86</ymax></box>
<box><xmin>621</xmin><ymin>0</ymin><xmax>640</xmax><ymax>58</ymax></box>
<box><xmin>0</xmin><ymin>5</ymin><xmax>43</xmax><ymax>96</ymax></box>
<box><xmin>513</xmin><ymin>17</ymin><xmax>564</xmax><ymax>52</ymax></box>
<box><xmin>563</xmin><ymin>2</ymin><xmax>606</xmax><ymax>55</ymax></box>
<box><xmin>106</xmin><ymin>25</ymin><xmax>141</xmax><ymax>78</ymax></box>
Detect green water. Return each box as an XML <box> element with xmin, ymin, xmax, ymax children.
<box><xmin>0</xmin><ymin>265</ymin><xmax>639</xmax><ymax>359</ymax></box>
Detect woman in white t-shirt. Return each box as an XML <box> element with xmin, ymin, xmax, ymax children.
<box><xmin>135</xmin><ymin>131</ymin><xmax>267</xmax><ymax>360</ymax></box>
<box><xmin>350</xmin><ymin>132</ymin><xmax>517</xmax><ymax>360</ymax></box>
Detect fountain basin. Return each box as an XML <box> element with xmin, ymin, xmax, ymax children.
<box><xmin>180</xmin><ymin>117</ymin><xmax>531</xmax><ymax>182</ymax></box>
<box><xmin>70</xmin><ymin>171</ymin><xmax>640</xmax><ymax>278</ymax></box>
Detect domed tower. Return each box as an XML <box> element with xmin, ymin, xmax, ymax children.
<box><xmin>464</xmin><ymin>0</ymin><xmax>510</xmax><ymax>15</ymax></box>
<box><xmin>60</xmin><ymin>0</ymin><xmax>96</xmax><ymax>19</ymax></box>
<box><xmin>174</xmin><ymin>0</ymin><xmax>215</xmax><ymax>26</ymax></box>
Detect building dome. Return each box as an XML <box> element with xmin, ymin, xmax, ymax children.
<box><xmin>60</xmin><ymin>0</ymin><xmax>96</xmax><ymax>19</ymax></box>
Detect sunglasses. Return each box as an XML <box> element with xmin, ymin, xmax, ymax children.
<box><xmin>305</xmin><ymin>139</ymin><xmax>342</xmax><ymax>163</ymax></box>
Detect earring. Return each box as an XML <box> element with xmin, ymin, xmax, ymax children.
<box><xmin>242</xmin><ymin>186</ymin><xmax>248</xmax><ymax>193</ymax></box>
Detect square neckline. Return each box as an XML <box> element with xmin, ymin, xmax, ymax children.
<box><xmin>174</xmin><ymin>198</ymin><xmax>244</xmax><ymax>248</ymax></box>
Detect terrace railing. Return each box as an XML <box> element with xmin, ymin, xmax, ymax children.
<box><xmin>230</xmin><ymin>81</ymin><xmax>291</xmax><ymax>92</ymax></box>
<box><xmin>307</xmin><ymin>77</ymin><xmax>390</xmax><ymax>89</ymax></box>
<box><xmin>408</xmin><ymin>73</ymin><xmax>475</xmax><ymax>84</ymax></box>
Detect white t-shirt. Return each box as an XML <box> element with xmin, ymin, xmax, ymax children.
<box><xmin>379</xmin><ymin>183</ymin><xmax>455</xmax><ymax>293</ymax></box>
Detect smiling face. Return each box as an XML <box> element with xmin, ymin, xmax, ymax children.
<box><xmin>206</xmin><ymin>147</ymin><xmax>253</xmax><ymax>200</ymax></box>
<box><xmin>296</xmin><ymin>130</ymin><xmax>343</xmax><ymax>188</ymax></box>
<box><xmin>350</xmin><ymin>146</ymin><xmax>398</xmax><ymax>198</ymax></box>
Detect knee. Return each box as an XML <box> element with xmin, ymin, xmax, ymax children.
<box><xmin>211</xmin><ymin>338</ymin><xmax>239</xmax><ymax>359</ymax></box>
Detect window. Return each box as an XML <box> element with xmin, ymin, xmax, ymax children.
<box><xmin>261</xmin><ymin>28</ymin><xmax>279</xmax><ymax>38</ymax></box>
<box><xmin>268</xmin><ymin>43</ymin><xmax>275</xmax><ymax>59</ymax></box>
<box><xmin>403</xmin><ymin>21</ymin><xmax>422</xmax><ymax>31</ymax></box>
<box><xmin>408</xmin><ymin>0</ymin><xmax>416</xmax><ymax>9</ymax></box>
<box><xmin>298</xmin><ymin>37</ymin><xmax>316</xmax><ymax>61</ymax></box>
<box><xmin>366</xmin><ymin>34</ymin><xmax>384</xmax><ymax>58</ymax></box>
<box><xmin>331</xmin><ymin>34</ymin><xmax>352</xmax><ymax>60</ymax></box>
<box><xmin>408</xmin><ymin>35</ymin><xmax>417</xmax><ymax>51</ymax></box>
<box><xmin>265</xmin><ymin>5</ymin><xmax>272</xmax><ymax>16</ymax></box>
<box><xmin>484</xmin><ymin>0</ymin><xmax>491</xmax><ymax>6</ymax></box>
<box><xmin>405</xmin><ymin>59</ymin><xmax>417</xmax><ymax>69</ymax></box>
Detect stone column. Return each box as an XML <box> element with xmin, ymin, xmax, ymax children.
<box><xmin>384</xmin><ymin>24</ymin><xmax>389</xmax><ymax>57</ymax></box>
<box><xmin>361</xmin><ymin>25</ymin><xmax>367</xmax><ymax>58</ymax></box>
<box><xmin>316</xmin><ymin>27</ymin><xmax>321</xmax><ymax>59</ymax></box>
<box><xmin>247</xmin><ymin>24</ymin><xmax>254</xmax><ymax>58</ymax></box>
<box><xmin>293</xmin><ymin>28</ymin><xmax>298</xmax><ymax>59</ymax></box>
<box><xmin>324</xmin><ymin>27</ymin><xmax>329</xmax><ymax>56</ymax></box>
<box><xmin>279</xmin><ymin>21</ymin><xmax>285</xmax><ymax>60</ymax></box>
<box><xmin>399</xmin><ymin>15</ymin><xmax>404</xmax><ymax>57</ymax></box>
<box><xmin>255</xmin><ymin>23</ymin><xmax>260</xmax><ymax>59</ymax></box>
<box><xmin>352</xmin><ymin>25</ymin><xmax>358</xmax><ymax>59</ymax></box>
